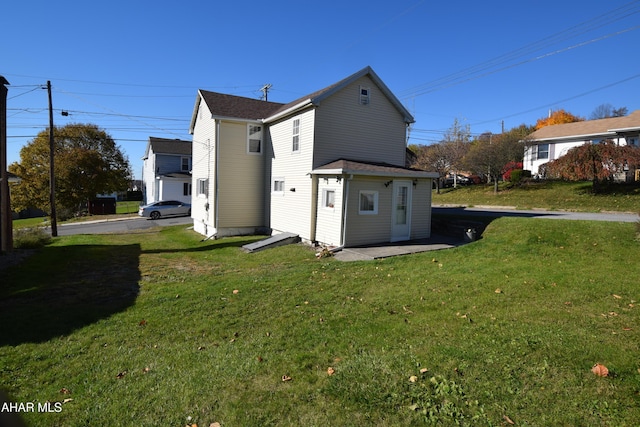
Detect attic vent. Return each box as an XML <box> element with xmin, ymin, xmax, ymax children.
<box><xmin>359</xmin><ymin>86</ymin><xmax>370</xmax><ymax>105</ymax></box>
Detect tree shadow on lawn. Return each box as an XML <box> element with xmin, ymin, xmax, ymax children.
<box><xmin>0</xmin><ymin>243</ymin><xmax>141</xmax><ymax>346</ymax></box>
<box><xmin>141</xmin><ymin>236</ymin><xmax>266</xmax><ymax>255</ymax></box>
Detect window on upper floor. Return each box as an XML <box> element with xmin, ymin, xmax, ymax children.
<box><xmin>248</xmin><ymin>124</ymin><xmax>262</xmax><ymax>154</ymax></box>
<box><xmin>292</xmin><ymin>119</ymin><xmax>300</xmax><ymax>152</ymax></box>
<box><xmin>181</xmin><ymin>157</ymin><xmax>190</xmax><ymax>172</ymax></box>
<box><xmin>359</xmin><ymin>86</ymin><xmax>370</xmax><ymax>105</ymax></box>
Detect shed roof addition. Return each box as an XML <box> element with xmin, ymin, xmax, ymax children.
<box><xmin>312</xmin><ymin>159</ymin><xmax>439</xmax><ymax>178</ymax></box>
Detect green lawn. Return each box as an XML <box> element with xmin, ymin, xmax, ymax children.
<box><xmin>434</xmin><ymin>180</ymin><xmax>640</xmax><ymax>213</ymax></box>
<box><xmin>1</xmin><ymin>219</ymin><xmax>639</xmax><ymax>426</ymax></box>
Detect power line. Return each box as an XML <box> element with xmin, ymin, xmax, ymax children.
<box><xmin>398</xmin><ymin>1</ymin><xmax>640</xmax><ymax>99</ymax></box>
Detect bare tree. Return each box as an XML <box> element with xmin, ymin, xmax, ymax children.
<box><xmin>441</xmin><ymin>118</ymin><xmax>471</xmax><ymax>187</ymax></box>
<box><xmin>411</xmin><ymin>143</ymin><xmax>449</xmax><ymax>193</ymax></box>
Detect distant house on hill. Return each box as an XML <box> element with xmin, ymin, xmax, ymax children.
<box><xmin>189</xmin><ymin>66</ymin><xmax>438</xmax><ymax>247</ymax></box>
<box><xmin>141</xmin><ymin>137</ymin><xmax>192</xmax><ymax>204</ymax></box>
<box><xmin>524</xmin><ymin>110</ymin><xmax>640</xmax><ymax>177</ymax></box>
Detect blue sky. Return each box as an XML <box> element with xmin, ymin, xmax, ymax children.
<box><xmin>2</xmin><ymin>0</ymin><xmax>639</xmax><ymax>179</ymax></box>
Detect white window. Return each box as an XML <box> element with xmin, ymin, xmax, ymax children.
<box><xmin>359</xmin><ymin>86</ymin><xmax>370</xmax><ymax>105</ymax></box>
<box><xmin>273</xmin><ymin>178</ymin><xmax>285</xmax><ymax>194</ymax></box>
<box><xmin>359</xmin><ymin>190</ymin><xmax>378</xmax><ymax>215</ymax></box>
<box><xmin>248</xmin><ymin>124</ymin><xmax>262</xmax><ymax>154</ymax></box>
<box><xmin>197</xmin><ymin>178</ymin><xmax>208</xmax><ymax>196</ymax></box>
<box><xmin>537</xmin><ymin>144</ymin><xmax>549</xmax><ymax>160</ymax></box>
<box><xmin>181</xmin><ymin>157</ymin><xmax>190</xmax><ymax>172</ymax></box>
<box><xmin>292</xmin><ymin>119</ymin><xmax>300</xmax><ymax>152</ymax></box>
<box><xmin>323</xmin><ymin>189</ymin><xmax>335</xmax><ymax>209</ymax></box>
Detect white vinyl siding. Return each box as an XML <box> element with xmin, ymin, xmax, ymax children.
<box><xmin>313</xmin><ymin>75</ymin><xmax>407</xmax><ymax>169</ymax></box>
<box><xmin>315</xmin><ymin>177</ymin><xmax>343</xmax><ymax>246</ymax></box>
<box><xmin>191</xmin><ymin>100</ymin><xmax>216</xmax><ymax>235</ymax></box>
<box><xmin>268</xmin><ymin>110</ymin><xmax>315</xmax><ymax>240</ymax></box>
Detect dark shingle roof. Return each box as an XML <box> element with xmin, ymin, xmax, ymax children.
<box><xmin>144</xmin><ymin>137</ymin><xmax>192</xmax><ymax>159</ymax></box>
<box><xmin>312</xmin><ymin>159</ymin><xmax>438</xmax><ymax>178</ymax></box>
<box><xmin>199</xmin><ymin>91</ymin><xmax>285</xmax><ymax>120</ymax></box>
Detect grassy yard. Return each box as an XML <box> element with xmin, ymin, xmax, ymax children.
<box><xmin>1</xmin><ymin>218</ymin><xmax>639</xmax><ymax>426</ymax></box>
<box><xmin>433</xmin><ymin>180</ymin><xmax>640</xmax><ymax>213</ymax></box>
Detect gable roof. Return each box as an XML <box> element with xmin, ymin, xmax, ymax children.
<box><xmin>527</xmin><ymin>110</ymin><xmax>640</xmax><ymax>142</ymax></box>
<box><xmin>312</xmin><ymin>159</ymin><xmax>439</xmax><ymax>178</ymax></box>
<box><xmin>189</xmin><ymin>66</ymin><xmax>414</xmax><ymax>133</ymax></box>
<box><xmin>143</xmin><ymin>137</ymin><xmax>192</xmax><ymax>160</ymax></box>
<box><xmin>265</xmin><ymin>66</ymin><xmax>414</xmax><ymax>124</ymax></box>
<box><xmin>199</xmin><ymin>91</ymin><xmax>285</xmax><ymax>121</ymax></box>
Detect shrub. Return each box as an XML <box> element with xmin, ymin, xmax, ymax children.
<box><xmin>13</xmin><ymin>227</ymin><xmax>52</xmax><ymax>249</ymax></box>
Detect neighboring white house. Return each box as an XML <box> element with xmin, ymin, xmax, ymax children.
<box><xmin>189</xmin><ymin>66</ymin><xmax>438</xmax><ymax>247</ymax></box>
<box><xmin>141</xmin><ymin>137</ymin><xmax>192</xmax><ymax>204</ymax></box>
<box><xmin>524</xmin><ymin>110</ymin><xmax>640</xmax><ymax>176</ymax></box>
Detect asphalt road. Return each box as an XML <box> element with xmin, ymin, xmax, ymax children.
<box><xmin>56</xmin><ymin>215</ymin><xmax>193</xmax><ymax>236</ymax></box>
<box><xmin>54</xmin><ymin>206</ymin><xmax>637</xmax><ymax>237</ymax></box>
<box><xmin>433</xmin><ymin>206</ymin><xmax>639</xmax><ymax>223</ymax></box>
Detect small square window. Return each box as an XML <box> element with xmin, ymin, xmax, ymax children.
<box><xmin>273</xmin><ymin>179</ymin><xmax>285</xmax><ymax>193</ymax></box>
<box><xmin>359</xmin><ymin>191</ymin><xmax>378</xmax><ymax>215</ymax></box>
<box><xmin>197</xmin><ymin>178</ymin><xmax>208</xmax><ymax>196</ymax></box>
<box><xmin>323</xmin><ymin>189</ymin><xmax>335</xmax><ymax>209</ymax></box>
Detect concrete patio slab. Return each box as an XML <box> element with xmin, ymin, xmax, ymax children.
<box><xmin>333</xmin><ymin>233</ymin><xmax>467</xmax><ymax>261</ymax></box>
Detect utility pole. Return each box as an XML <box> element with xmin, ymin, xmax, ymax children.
<box><xmin>0</xmin><ymin>76</ymin><xmax>11</xmax><ymax>252</ymax></box>
<box><xmin>260</xmin><ymin>84</ymin><xmax>272</xmax><ymax>101</ymax></box>
<box><xmin>47</xmin><ymin>81</ymin><xmax>57</xmax><ymax>237</ymax></box>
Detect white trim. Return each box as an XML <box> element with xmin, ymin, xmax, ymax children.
<box><xmin>322</xmin><ymin>188</ymin><xmax>336</xmax><ymax>210</ymax></box>
<box><xmin>358</xmin><ymin>190</ymin><xmax>378</xmax><ymax>215</ymax></box>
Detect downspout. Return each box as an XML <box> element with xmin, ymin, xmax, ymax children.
<box><xmin>310</xmin><ymin>173</ymin><xmax>318</xmax><ymax>244</ymax></box>
<box><xmin>340</xmin><ymin>174</ymin><xmax>353</xmax><ymax>247</ymax></box>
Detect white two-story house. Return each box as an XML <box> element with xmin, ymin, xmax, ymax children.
<box><xmin>189</xmin><ymin>66</ymin><xmax>438</xmax><ymax>247</ymax></box>
<box><xmin>141</xmin><ymin>137</ymin><xmax>192</xmax><ymax>204</ymax></box>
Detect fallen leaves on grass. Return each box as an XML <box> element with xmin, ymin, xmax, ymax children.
<box><xmin>59</xmin><ymin>388</ymin><xmax>71</xmax><ymax>394</ymax></box>
<box><xmin>591</xmin><ymin>363</ymin><xmax>609</xmax><ymax>377</ymax></box>
<box><xmin>282</xmin><ymin>375</ymin><xmax>292</xmax><ymax>382</ymax></box>
<box><xmin>503</xmin><ymin>415</ymin><xmax>515</xmax><ymax>425</ymax></box>
<box><xmin>327</xmin><ymin>367</ymin><xmax>335</xmax><ymax>376</ymax></box>
<box><xmin>116</xmin><ymin>371</ymin><xmax>127</xmax><ymax>379</ymax></box>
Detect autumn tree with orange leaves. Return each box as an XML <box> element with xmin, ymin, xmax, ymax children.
<box><xmin>535</xmin><ymin>109</ymin><xmax>584</xmax><ymax>130</ymax></box>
